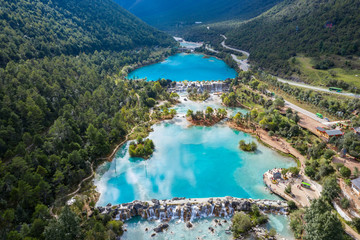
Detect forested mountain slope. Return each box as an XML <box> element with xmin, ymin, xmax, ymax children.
<box><xmin>114</xmin><ymin>0</ymin><xmax>281</xmax><ymax>30</ymax></box>
<box><xmin>224</xmin><ymin>0</ymin><xmax>360</xmax><ymax>74</ymax></box>
<box><xmin>0</xmin><ymin>0</ymin><xmax>176</xmax><ymax>238</ymax></box>
<box><xmin>0</xmin><ymin>0</ymin><xmax>175</xmax><ymax>67</ymax></box>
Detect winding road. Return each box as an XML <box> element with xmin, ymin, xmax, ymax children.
<box><xmin>277</xmin><ymin>77</ymin><xmax>360</xmax><ymax>98</ymax></box>
<box><xmin>220</xmin><ymin>35</ymin><xmax>250</xmax><ymax>71</ymax></box>
<box><xmin>220</xmin><ymin>34</ymin><xmax>360</xmax><ymax>239</ymax></box>
<box><xmin>220</xmin><ymin>34</ymin><xmax>360</xmax><ymax>98</ymax></box>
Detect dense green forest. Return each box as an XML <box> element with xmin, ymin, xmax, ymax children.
<box><xmin>114</xmin><ymin>0</ymin><xmax>281</xmax><ymax>31</ymax></box>
<box><xmin>0</xmin><ymin>0</ymin><xmax>175</xmax><ymax>67</ymax></box>
<box><xmin>0</xmin><ymin>50</ymin><xmax>175</xmax><ymax>239</ymax></box>
<box><xmin>0</xmin><ymin>0</ymin><xmax>177</xmax><ymax>238</ymax></box>
<box><xmin>225</xmin><ymin>0</ymin><xmax>360</xmax><ymax>74</ymax></box>
<box><xmin>184</xmin><ymin>0</ymin><xmax>360</xmax><ymax>76</ymax></box>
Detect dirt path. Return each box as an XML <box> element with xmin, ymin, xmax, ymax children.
<box><xmin>107</xmin><ymin>124</ymin><xmax>138</xmax><ymax>161</ymax></box>
<box><xmin>107</xmin><ymin>96</ymin><xmax>155</xmax><ymax>161</ymax></box>
<box><xmin>50</xmin><ymin>96</ymin><xmax>155</xmax><ymax>218</ymax></box>
<box><xmin>50</xmin><ymin>162</ymin><xmax>94</xmax><ymax>219</ymax></box>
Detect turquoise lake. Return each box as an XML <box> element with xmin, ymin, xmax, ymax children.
<box><xmin>95</xmin><ymin>96</ymin><xmax>295</xmax><ymax>205</ymax></box>
<box><xmin>127</xmin><ymin>53</ymin><xmax>237</xmax><ymax>81</ymax></box>
<box><xmin>95</xmin><ymin>96</ymin><xmax>296</xmax><ymax>239</ymax></box>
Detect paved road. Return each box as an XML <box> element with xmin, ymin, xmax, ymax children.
<box><xmin>284</xmin><ymin>100</ymin><xmax>328</xmax><ymax>124</ymax></box>
<box><xmin>277</xmin><ymin>77</ymin><xmax>360</xmax><ymax>98</ymax></box>
<box><xmin>205</xmin><ymin>44</ymin><xmax>219</xmax><ymax>53</ymax></box>
<box><xmin>231</xmin><ymin>54</ymin><xmax>249</xmax><ymax>71</ymax></box>
<box><xmin>220</xmin><ymin>34</ymin><xmax>360</xmax><ymax>98</ymax></box>
<box><xmin>220</xmin><ymin>35</ymin><xmax>250</xmax><ymax>57</ymax></box>
<box><xmin>220</xmin><ymin>35</ymin><xmax>250</xmax><ymax>71</ymax></box>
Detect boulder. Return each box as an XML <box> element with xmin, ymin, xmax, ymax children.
<box><xmin>153</xmin><ymin>223</ymin><xmax>169</xmax><ymax>233</ymax></box>
<box><xmin>151</xmin><ymin>199</ymin><xmax>160</xmax><ymax>205</ymax></box>
<box><xmin>186</xmin><ymin>222</ymin><xmax>193</xmax><ymax>228</ymax></box>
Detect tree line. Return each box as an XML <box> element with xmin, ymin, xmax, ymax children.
<box><xmin>0</xmin><ymin>50</ymin><xmax>175</xmax><ymax>239</ymax></box>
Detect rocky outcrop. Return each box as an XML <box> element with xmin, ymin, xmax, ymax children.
<box><xmin>97</xmin><ymin>197</ymin><xmax>288</xmax><ymax>222</ymax></box>
<box><xmin>153</xmin><ymin>223</ymin><xmax>169</xmax><ymax>233</ymax></box>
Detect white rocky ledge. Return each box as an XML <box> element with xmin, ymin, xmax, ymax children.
<box><xmin>97</xmin><ymin>196</ymin><xmax>289</xmax><ymax>222</ymax></box>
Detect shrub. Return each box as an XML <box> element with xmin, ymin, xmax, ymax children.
<box><xmin>340</xmin><ymin>198</ymin><xmax>350</xmax><ymax>209</ymax></box>
<box><xmin>285</xmin><ymin>184</ymin><xmax>292</xmax><ymax>194</ymax></box>
<box><xmin>314</xmin><ymin>59</ymin><xmax>335</xmax><ymax>70</ymax></box>
<box><xmin>129</xmin><ymin>138</ymin><xmax>155</xmax><ymax>159</ymax></box>
<box><xmin>289</xmin><ymin>167</ymin><xmax>300</xmax><ymax>176</ymax></box>
<box><xmin>353</xmin><ymin>218</ymin><xmax>360</xmax><ymax>232</ymax></box>
<box><xmin>345</xmin><ymin>179</ymin><xmax>351</xmax><ymax>186</ymax></box>
<box><xmin>290</xmin><ymin>210</ymin><xmax>304</xmax><ymax>239</ymax></box>
<box><xmin>146</xmin><ymin>98</ymin><xmax>156</xmax><ymax>107</ymax></box>
<box><xmin>322</xmin><ymin>177</ymin><xmax>341</xmax><ymax>202</ymax></box>
<box><xmin>323</xmin><ymin>149</ymin><xmax>335</xmax><ymax>159</ymax></box>
<box><xmin>334</xmin><ymin>163</ymin><xmax>344</xmax><ymax>171</ymax></box>
<box><xmin>281</xmin><ymin>169</ymin><xmax>289</xmax><ymax>176</ymax></box>
<box><xmin>231</xmin><ymin>212</ymin><xmax>252</xmax><ymax>237</ymax></box>
<box><xmin>239</xmin><ymin>140</ymin><xmax>257</xmax><ymax>152</ymax></box>
<box><xmin>305</xmin><ymin>166</ymin><xmax>316</xmax><ymax>179</ymax></box>
<box><xmin>251</xmin><ymin>205</ymin><xmax>268</xmax><ymax>225</ymax></box>
<box><xmin>319</xmin><ymin>164</ymin><xmax>334</xmax><ymax>178</ymax></box>
<box><xmin>287</xmin><ymin>200</ymin><xmax>297</xmax><ymax>210</ymax></box>
<box><xmin>340</xmin><ymin>166</ymin><xmax>351</xmax><ymax>178</ymax></box>
<box><xmin>269</xmin><ymin>228</ymin><xmax>277</xmax><ymax>237</ymax></box>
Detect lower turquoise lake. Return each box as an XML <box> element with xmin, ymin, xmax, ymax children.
<box><xmin>127</xmin><ymin>53</ymin><xmax>237</xmax><ymax>81</ymax></box>
<box><xmin>94</xmin><ymin>97</ymin><xmax>296</xmax><ymax>239</ymax></box>
<box><xmin>95</xmin><ymin>97</ymin><xmax>295</xmax><ymax>205</ymax></box>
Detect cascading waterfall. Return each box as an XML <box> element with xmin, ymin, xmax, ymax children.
<box><xmin>190</xmin><ymin>205</ymin><xmax>200</xmax><ymax>222</ymax></box>
<box><xmin>98</xmin><ymin>198</ymin><xmax>289</xmax><ymax>222</ymax></box>
<box><xmin>159</xmin><ymin>211</ymin><xmax>166</xmax><ymax>221</ymax></box>
<box><xmin>148</xmin><ymin>208</ymin><xmax>156</xmax><ymax>220</ymax></box>
<box><xmin>220</xmin><ymin>203</ymin><xmax>228</xmax><ymax>217</ymax></box>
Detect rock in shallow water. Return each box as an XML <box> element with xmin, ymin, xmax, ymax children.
<box><xmin>153</xmin><ymin>223</ymin><xmax>169</xmax><ymax>233</ymax></box>
<box><xmin>186</xmin><ymin>221</ymin><xmax>193</xmax><ymax>228</ymax></box>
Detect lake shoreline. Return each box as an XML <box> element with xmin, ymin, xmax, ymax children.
<box><xmin>127</xmin><ymin>53</ymin><xmax>237</xmax><ymax>81</ymax></box>
<box><xmin>227</xmin><ymin>121</ymin><xmax>301</xmax><ymax>166</ymax></box>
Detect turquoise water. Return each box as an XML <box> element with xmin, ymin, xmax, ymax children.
<box><xmin>95</xmin><ymin>97</ymin><xmax>295</xmax><ymax>205</ymax></box>
<box><xmin>95</xmin><ymin>122</ymin><xmax>295</xmax><ymax>205</ymax></box>
<box><xmin>121</xmin><ymin>214</ymin><xmax>294</xmax><ymax>240</ymax></box>
<box><xmin>180</xmin><ymin>41</ymin><xmax>202</xmax><ymax>49</ymax></box>
<box><xmin>127</xmin><ymin>53</ymin><xmax>237</xmax><ymax>81</ymax></box>
<box><xmin>95</xmin><ymin>97</ymin><xmax>296</xmax><ymax>239</ymax></box>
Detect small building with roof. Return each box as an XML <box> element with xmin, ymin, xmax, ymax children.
<box><xmin>324</xmin><ymin>129</ymin><xmax>344</xmax><ymax>139</ymax></box>
<box><xmin>351</xmin><ymin>177</ymin><xmax>360</xmax><ymax>195</ymax></box>
<box><xmin>316</xmin><ymin>127</ymin><xmax>326</xmax><ymax>135</ymax></box>
<box><xmin>272</xmin><ymin>171</ymin><xmax>282</xmax><ymax>180</ymax></box>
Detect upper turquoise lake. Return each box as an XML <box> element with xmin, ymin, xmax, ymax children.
<box><xmin>127</xmin><ymin>53</ymin><xmax>237</xmax><ymax>81</ymax></box>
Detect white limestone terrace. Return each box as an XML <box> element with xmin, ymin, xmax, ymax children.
<box><xmin>174</xmin><ymin>37</ymin><xmax>203</xmax><ymax>50</ymax></box>
<box><xmin>97</xmin><ymin>197</ymin><xmax>289</xmax><ymax>222</ymax></box>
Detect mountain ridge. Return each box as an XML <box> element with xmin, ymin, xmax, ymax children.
<box><xmin>0</xmin><ymin>0</ymin><xmax>175</xmax><ymax>67</ymax></box>
<box><xmin>113</xmin><ymin>0</ymin><xmax>282</xmax><ymax>30</ymax></box>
